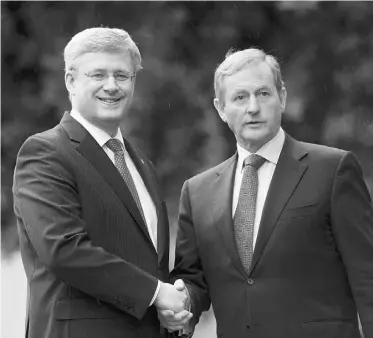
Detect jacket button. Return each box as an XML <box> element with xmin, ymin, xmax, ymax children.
<box><xmin>247</xmin><ymin>278</ymin><xmax>254</xmax><ymax>285</ymax></box>
<box><xmin>246</xmin><ymin>325</ymin><xmax>251</xmax><ymax>331</ymax></box>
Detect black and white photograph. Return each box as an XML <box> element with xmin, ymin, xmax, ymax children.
<box><xmin>2</xmin><ymin>2</ymin><xmax>373</xmax><ymax>338</ymax></box>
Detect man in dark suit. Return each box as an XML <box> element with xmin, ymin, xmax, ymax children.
<box><xmin>159</xmin><ymin>48</ymin><xmax>373</xmax><ymax>338</ymax></box>
<box><xmin>13</xmin><ymin>27</ymin><xmax>189</xmax><ymax>338</ymax></box>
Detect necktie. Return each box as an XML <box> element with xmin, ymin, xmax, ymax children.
<box><xmin>233</xmin><ymin>154</ymin><xmax>266</xmax><ymax>274</ymax></box>
<box><xmin>106</xmin><ymin>138</ymin><xmax>147</xmax><ymax>226</ymax></box>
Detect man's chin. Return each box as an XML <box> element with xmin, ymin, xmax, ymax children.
<box><xmin>91</xmin><ymin>111</ymin><xmax>126</xmax><ymax>125</ymax></box>
<box><xmin>239</xmin><ymin>133</ymin><xmax>271</xmax><ymax>151</ymax></box>
<box><xmin>241</xmin><ymin>130</ymin><xmax>266</xmax><ymax>142</ymax></box>
<box><xmin>96</xmin><ymin>106</ymin><xmax>126</xmax><ymax>117</ymax></box>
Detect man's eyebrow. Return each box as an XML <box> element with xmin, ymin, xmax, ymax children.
<box><xmin>87</xmin><ymin>68</ymin><xmax>106</xmax><ymax>72</ymax></box>
<box><xmin>231</xmin><ymin>86</ymin><xmax>272</xmax><ymax>94</ymax></box>
<box><xmin>257</xmin><ymin>85</ymin><xmax>271</xmax><ymax>90</ymax></box>
<box><xmin>255</xmin><ymin>86</ymin><xmax>274</xmax><ymax>92</ymax></box>
<box><xmin>87</xmin><ymin>68</ymin><xmax>130</xmax><ymax>73</ymax></box>
<box><xmin>232</xmin><ymin>88</ymin><xmax>249</xmax><ymax>94</ymax></box>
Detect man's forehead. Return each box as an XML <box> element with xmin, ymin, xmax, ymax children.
<box><xmin>74</xmin><ymin>51</ymin><xmax>132</xmax><ymax>69</ymax></box>
<box><xmin>238</xmin><ymin>61</ymin><xmax>273</xmax><ymax>78</ymax></box>
<box><xmin>225</xmin><ymin>63</ymin><xmax>276</xmax><ymax>88</ymax></box>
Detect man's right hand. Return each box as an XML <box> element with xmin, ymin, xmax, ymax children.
<box><xmin>156</xmin><ymin>279</ymin><xmax>193</xmax><ymax>333</ymax></box>
<box><xmin>154</xmin><ymin>281</ymin><xmax>188</xmax><ymax>312</ymax></box>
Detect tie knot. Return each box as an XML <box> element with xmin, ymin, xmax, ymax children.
<box><xmin>106</xmin><ymin>138</ymin><xmax>123</xmax><ymax>153</ymax></box>
<box><xmin>244</xmin><ymin>154</ymin><xmax>266</xmax><ymax>170</ymax></box>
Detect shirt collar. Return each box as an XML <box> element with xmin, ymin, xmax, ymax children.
<box><xmin>236</xmin><ymin>127</ymin><xmax>285</xmax><ymax>172</ymax></box>
<box><xmin>70</xmin><ymin>109</ymin><xmax>125</xmax><ymax>149</ymax></box>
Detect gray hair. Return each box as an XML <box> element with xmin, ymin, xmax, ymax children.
<box><xmin>214</xmin><ymin>48</ymin><xmax>284</xmax><ymax>104</ymax></box>
<box><xmin>64</xmin><ymin>27</ymin><xmax>142</xmax><ymax>73</ymax></box>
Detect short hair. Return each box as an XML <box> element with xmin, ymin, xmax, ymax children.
<box><xmin>214</xmin><ymin>48</ymin><xmax>284</xmax><ymax>104</ymax></box>
<box><xmin>64</xmin><ymin>27</ymin><xmax>142</xmax><ymax>73</ymax></box>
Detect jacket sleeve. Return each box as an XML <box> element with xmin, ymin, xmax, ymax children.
<box><xmin>13</xmin><ymin>135</ymin><xmax>158</xmax><ymax>320</ymax></box>
<box><xmin>331</xmin><ymin>151</ymin><xmax>373</xmax><ymax>337</ymax></box>
<box><xmin>170</xmin><ymin>180</ymin><xmax>211</xmax><ymax>325</ymax></box>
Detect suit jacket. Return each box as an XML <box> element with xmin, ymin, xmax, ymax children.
<box><xmin>171</xmin><ymin>134</ymin><xmax>373</xmax><ymax>338</ymax></box>
<box><xmin>13</xmin><ymin>112</ymin><xmax>170</xmax><ymax>338</ymax></box>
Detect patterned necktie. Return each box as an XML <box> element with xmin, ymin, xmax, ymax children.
<box><xmin>106</xmin><ymin>138</ymin><xmax>147</xmax><ymax>226</ymax></box>
<box><xmin>233</xmin><ymin>154</ymin><xmax>266</xmax><ymax>274</ymax></box>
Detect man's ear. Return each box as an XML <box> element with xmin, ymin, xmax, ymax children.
<box><xmin>213</xmin><ymin>98</ymin><xmax>226</xmax><ymax>123</ymax></box>
<box><xmin>279</xmin><ymin>87</ymin><xmax>287</xmax><ymax>112</ymax></box>
<box><xmin>65</xmin><ymin>71</ymin><xmax>76</xmax><ymax>97</ymax></box>
<box><xmin>132</xmin><ymin>74</ymin><xmax>137</xmax><ymax>87</ymax></box>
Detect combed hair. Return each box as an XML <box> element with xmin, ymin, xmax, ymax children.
<box><xmin>214</xmin><ymin>48</ymin><xmax>284</xmax><ymax>103</ymax></box>
<box><xmin>64</xmin><ymin>27</ymin><xmax>142</xmax><ymax>73</ymax></box>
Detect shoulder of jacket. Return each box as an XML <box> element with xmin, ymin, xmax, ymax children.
<box><xmin>187</xmin><ymin>155</ymin><xmax>235</xmax><ymax>186</ymax></box>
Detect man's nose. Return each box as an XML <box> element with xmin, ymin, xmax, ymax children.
<box><xmin>103</xmin><ymin>75</ymin><xmax>118</xmax><ymax>92</ymax></box>
<box><xmin>246</xmin><ymin>97</ymin><xmax>259</xmax><ymax>114</ymax></box>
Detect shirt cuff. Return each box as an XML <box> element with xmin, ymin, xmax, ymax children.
<box><xmin>149</xmin><ymin>280</ymin><xmax>160</xmax><ymax>306</ymax></box>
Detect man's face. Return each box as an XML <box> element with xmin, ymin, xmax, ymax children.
<box><xmin>66</xmin><ymin>51</ymin><xmax>135</xmax><ymax>133</ymax></box>
<box><xmin>214</xmin><ymin>62</ymin><xmax>286</xmax><ymax>153</ymax></box>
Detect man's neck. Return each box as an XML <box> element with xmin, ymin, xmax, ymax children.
<box><xmin>238</xmin><ymin>129</ymin><xmax>281</xmax><ymax>154</ymax></box>
<box><xmin>91</xmin><ymin>121</ymin><xmax>119</xmax><ymax>138</ymax></box>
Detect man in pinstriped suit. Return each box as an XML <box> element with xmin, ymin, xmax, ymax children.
<box><xmin>13</xmin><ymin>27</ymin><xmax>190</xmax><ymax>338</ymax></box>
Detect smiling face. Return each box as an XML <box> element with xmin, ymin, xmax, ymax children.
<box><xmin>65</xmin><ymin>51</ymin><xmax>135</xmax><ymax>135</ymax></box>
<box><xmin>214</xmin><ymin>61</ymin><xmax>286</xmax><ymax>153</ymax></box>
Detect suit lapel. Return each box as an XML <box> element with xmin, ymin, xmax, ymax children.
<box><xmin>123</xmin><ymin>138</ymin><xmax>167</xmax><ymax>262</ymax></box>
<box><xmin>123</xmin><ymin>138</ymin><xmax>162</xmax><ymax>209</ymax></box>
<box><xmin>250</xmin><ymin>135</ymin><xmax>308</xmax><ymax>274</ymax></box>
<box><xmin>212</xmin><ymin>154</ymin><xmax>248</xmax><ymax>276</ymax></box>
<box><xmin>60</xmin><ymin>112</ymin><xmax>153</xmax><ymax>245</ymax></box>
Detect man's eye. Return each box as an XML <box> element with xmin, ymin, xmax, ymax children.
<box><xmin>90</xmin><ymin>74</ymin><xmax>105</xmax><ymax>80</ymax></box>
<box><xmin>115</xmin><ymin>74</ymin><xmax>129</xmax><ymax>81</ymax></box>
<box><xmin>235</xmin><ymin>95</ymin><xmax>245</xmax><ymax>101</ymax></box>
<box><xmin>259</xmin><ymin>91</ymin><xmax>270</xmax><ymax>97</ymax></box>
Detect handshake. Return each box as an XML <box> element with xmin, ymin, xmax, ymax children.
<box><xmin>154</xmin><ymin>279</ymin><xmax>193</xmax><ymax>333</ymax></box>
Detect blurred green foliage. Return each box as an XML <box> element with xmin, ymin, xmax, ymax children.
<box><xmin>2</xmin><ymin>1</ymin><xmax>373</xmax><ymax>256</ymax></box>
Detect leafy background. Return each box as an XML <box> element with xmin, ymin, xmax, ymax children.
<box><xmin>1</xmin><ymin>2</ymin><xmax>372</xmax><ymax>337</ymax></box>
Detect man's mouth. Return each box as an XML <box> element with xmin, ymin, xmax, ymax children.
<box><xmin>97</xmin><ymin>97</ymin><xmax>122</xmax><ymax>104</ymax></box>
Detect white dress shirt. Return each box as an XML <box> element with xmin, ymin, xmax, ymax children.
<box><xmin>232</xmin><ymin>127</ymin><xmax>285</xmax><ymax>249</ymax></box>
<box><xmin>70</xmin><ymin>110</ymin><xmax>160</xmax><ymax>305</ymax></box>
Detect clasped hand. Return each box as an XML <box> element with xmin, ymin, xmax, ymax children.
<box><xmin>154</xmin><ymin>279</ymin><xmax>193</xmax><ymax>332</ymax></box>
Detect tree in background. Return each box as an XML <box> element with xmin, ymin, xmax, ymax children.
<box><xmin>2</xmin><ymin>1</ymin><xmax>373</xmax><ymax>256</ymax></box>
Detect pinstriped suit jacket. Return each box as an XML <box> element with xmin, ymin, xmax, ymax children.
<box><xmin>13</xmin><ymin>112</ymin><xmax>170</xmax><ymax>338</ymax></box>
